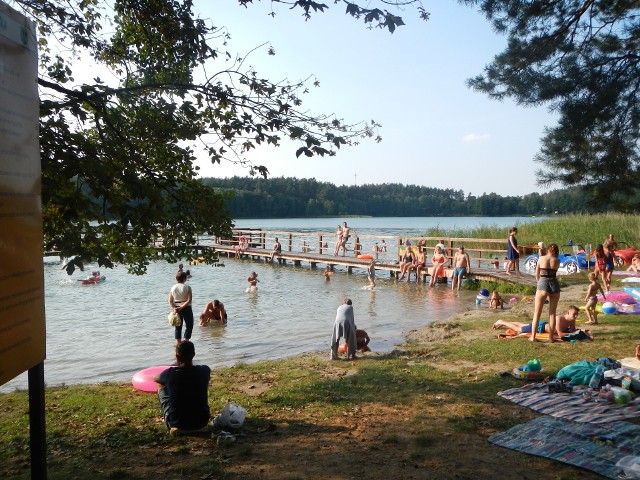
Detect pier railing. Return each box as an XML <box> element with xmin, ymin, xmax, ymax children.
<box><xmin>214</xmin><ymin>229</ymin><xmax>514</xmax><ymax>269</ymax></box>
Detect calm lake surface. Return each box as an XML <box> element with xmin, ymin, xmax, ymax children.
<box><xmin>2</xmin><ymin>216</ymin><xmax>542</xmax><ymax>392</ymax></box>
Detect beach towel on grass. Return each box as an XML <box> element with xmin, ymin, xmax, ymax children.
<box><xmin>488</xmin><ymin>416</ymin><xmax>640</xmax><ymax>479</ymax></box>
<box><xmin>498</xmin><ymin>383</ymin><xmax>640</xmax><ymax>423</ymax></box>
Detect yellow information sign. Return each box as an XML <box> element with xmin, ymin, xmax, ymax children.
<box><xmin>0</xmin><ymin>2</ymin><xmax>45</xmax><ymax>387</ymax></box>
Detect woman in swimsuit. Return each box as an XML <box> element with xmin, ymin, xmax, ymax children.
<box><xmin>429</xmin><ymin>246</ymin><xmax>446</xmax><ymax>287</ymax></box>
<box><xmin>398</xmin><ymin>246</ymin><xmax>415</xmax><ymax>281</ymax></box>
<box><xmin>593</xmin><ymin>243</ymin><xmax>606</xmax><ymax>278</ymax></box>
<box><xmin>530</xmin><ymin>243</ymin><xmax>561</xmax><ymax>342</ymax></box>
<box><xmin>603</xmin><ymin>245</ymin><xmax>615</xmax><ymax>292</ymax></box>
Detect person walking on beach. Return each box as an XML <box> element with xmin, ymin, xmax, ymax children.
<box><xmin>530</xmin><ymin>243</ymin><xmax>561</xmax><ymax>342</ymax></box>
<box><xmin>604</xmin><ymin>244</ymin><xmax>615</xmax><ymax>292</ymax></box>
<box><xmin>451</xmin><ymin>246</ymin><xmax>470</xmax><ymax>290</ymax></box>
<box><xmin>330</xmin><ymin>299</ymin><xmax>357</xmax><ymax>360</ymax></box>
<box><xmin>585</xmin><ymin>272</ymin><xmax>606</xmax><ymax>325</ymax></box>
<box><xmin>593</xmin><ymin>243</ymin><xmax>609</xmax><ymax>290</ymax></box>
<box><xmin>169</xmin><ymin>271</ymin><xmax>193</xmax><ymax>344</ymax></box>
<box><xmin>506</xmin><ymin>227</ymin><xmax>520</xmax><ymax>275</ymax></box>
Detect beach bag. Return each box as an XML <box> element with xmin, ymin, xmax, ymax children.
<box><xmin>168</xmin><ymin>311</ymin><xmax>182</xmax><ymax>327</ymax></box>
<box><xmin>212</xmin><ymin>402</ymin><xmax>247</xmax><ymax>430</ymax></box>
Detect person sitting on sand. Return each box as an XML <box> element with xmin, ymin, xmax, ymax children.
<box><xmin>637</xmin><ymin>343</ymin><xmax>640</xmax><ymax>361</ymax></box>
<box><xmin>200</xmin><ymin>299</ymin><xmax>227</xmax><ymax>326</ymax></box>
<box><xmin>489</xmin><ymin>290</ymin><xmax>504</xmax><ymax>310</ymax></box>
<box><xmin>493</xmin><ymin>306</ymin><xmax>582</xmax><ymax>338</ymax></box>
<box><xmin>585</xmin><ymin>272</ymin><xmax>606</xmax><ymax>325</ymax></box>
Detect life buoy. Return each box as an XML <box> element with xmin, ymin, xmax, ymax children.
<box><xmin>357</xmin><ymin>254</ymin><xmax>373</xmax><ymax>260</ymax></box>
<box><xmin>511</xmin><ymin>366</ymin><xmax>547</xmax><ymax>380</ymax></box>
<box><xmin>132</xmin><ymin>366</ymin><xmax>170</xmax><ymax>392</ymax></box>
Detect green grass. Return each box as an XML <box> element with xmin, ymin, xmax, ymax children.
<box><xmin>425</xmin><ymin>213</ymin><xmax>640</xmax><ymax>248</ymax></box>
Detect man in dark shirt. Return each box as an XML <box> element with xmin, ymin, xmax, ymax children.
<box><xmin>154</xmin><ymin>341</ymin><xmax>210</xmax><ymax>433</ymax></box>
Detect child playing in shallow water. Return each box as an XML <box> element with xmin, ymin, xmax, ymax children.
<box><xmin>323</xmin><ymin>265</ymin><xmax>333</xmax><ymax>281</ymax></box>
<box><xmin>489</xmin><ymin>290</ymin><xmax>504</xmax><ymax>309</ymax></box>
<box><xmin>585</xmin><ymin>272</ymin><xmax>606</xmax><ymax>324</ymax></box>
<box><xmin>247</xmin><ymin>272</ymin><xmax>259</xmax><ymax>291</ymax></box>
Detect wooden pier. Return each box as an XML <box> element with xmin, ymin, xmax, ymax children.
<box><xmin>203</xmin><ymin>229</ymin><xmax>537</xmax><ymax>287</ymax></box>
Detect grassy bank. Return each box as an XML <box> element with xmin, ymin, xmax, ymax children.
<box><xmin>2</xmin><ymin>283</ymin><xmax>638</xmax><ymax>479</ymax></box>
<box><xmin>426</xmin><ymin>213</ymin><xmax>640</xmax><ymax>247</ymax></box>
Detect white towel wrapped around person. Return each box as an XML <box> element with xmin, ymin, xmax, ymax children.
<box><xmin>212</xmin><ymin>402</ymin><xmax>247</xmax><ymax>430</ymax></box>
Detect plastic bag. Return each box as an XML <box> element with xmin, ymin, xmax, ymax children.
<box><xmin>212</xmin><ymin>402</ymin><xmax>247</xmax><ymax>430</ymax></box>
<box><xmin>168</xmin><ymin>311</ymin><xmax>182</xmax><ymax>327</ymax></box>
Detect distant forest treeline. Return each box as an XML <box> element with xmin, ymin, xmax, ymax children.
<box><xmin>201</xmin><ymin>176</ymin><xmax>598</xmax><ymax>218</ymax></box>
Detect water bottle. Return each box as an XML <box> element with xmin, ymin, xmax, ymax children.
<box><xmin>589</xmin><ymin>365</ymin><xmax>605</xmax><ymax>390</ymax></box>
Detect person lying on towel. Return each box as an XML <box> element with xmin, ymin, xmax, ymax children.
<box><xmin>493</xmin><ymin>306</ymin><xmax>591</xmax><ymax>340</ymax></box>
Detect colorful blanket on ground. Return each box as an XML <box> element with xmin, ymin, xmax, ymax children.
<box><xmin>498</xmin><ymin>383</ymin><xmax>640</xmax><ymax>423</ymax></box>
<box><xmin>488</xmin><ymin>416</ymin><xmax>640</xmax><ymax>479</ymax></box>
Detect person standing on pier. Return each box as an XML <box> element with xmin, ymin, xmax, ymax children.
<box><xmin>506</xmin><ymin>227</ymin><xmax>520</xmax><ymax>275</ymax></box>
<box><xmin>270</xmin><ymin>237</ymin><xmax>282</xmax><ymax>262</ymax></box>
<box><xmin>330</xmin><ymin>299</ymin><xmax>357</xmax><ymax>360</ymax></box>
<box><xmin>333</xmin><ymin>225</ymin><xmax>343</xmax><ymax>256</ymax></box>
<box><xmin>451</xmin><ymin>246</ymin><xmax>471</xmax><ymax>291</ymax></box>
<box><xmin>340</xmin><ymin>222</ymin><xmax>352</xmax><ymax>256</ymax></box>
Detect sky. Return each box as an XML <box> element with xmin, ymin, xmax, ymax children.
<box><xmin>188</xmin><ymin>1</ymin><xmax>558</xmax><ymax>198</ymax></box>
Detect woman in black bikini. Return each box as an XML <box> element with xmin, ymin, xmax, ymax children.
<box><xmin>530</xmin><ymin>243</ymin><xmax>561</xmax><ymax>342</ymax></box>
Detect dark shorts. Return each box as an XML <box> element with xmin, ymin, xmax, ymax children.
<box><xmin>537</xmin><ymin>277</ymin><xmax>560</xmax><ymax>294</ymax></box>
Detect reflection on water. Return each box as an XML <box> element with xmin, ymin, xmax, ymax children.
<box><xmin>4</xmin><ymin>216</ymin><xmax>540</xmax><ymax>392</ymax></box>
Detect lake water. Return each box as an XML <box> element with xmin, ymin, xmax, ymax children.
<box><xmin>1</xmin><ymin>216</ymin><xmax>541</xmax><ymax>392</ymax></box>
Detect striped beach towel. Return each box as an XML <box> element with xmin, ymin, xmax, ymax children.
<box><xmin>498</xmin><ymin>383</ymin><xmax>640</xmax><ymax>423</ymax></box>
<box><xmin>489</xmin><ymin>416</ymin><xmax>640</xmax><ymax>479</ymax></box>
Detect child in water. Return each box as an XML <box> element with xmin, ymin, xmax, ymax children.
<box><xmin>585</xmin><ymin>272</ymin><xmax>606</xmax><ymax>324</ymax></box>
<box><xmin>489</xmin><ymin>290</ymin><xmax>504</xmax><ymax>309</ymax></box>
<box><xmin>247</xmin><ymin>272</ymin><xmax>259</xmax><ymax>292</ymax></box>
<box><xmin>367</xmin><ymin>259</ymin><xmax>376</xmax><ymax>288</ymax></box>
<box><xmin>323</xmin><ymin>265</ymin><xmax>333</xmax><ymax>281</ymax></box>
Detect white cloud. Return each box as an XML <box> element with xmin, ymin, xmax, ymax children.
<box><xmin>462</xmin><ymin>133</ymin><xmax>490</xmax><ymax>143</ymax></box>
